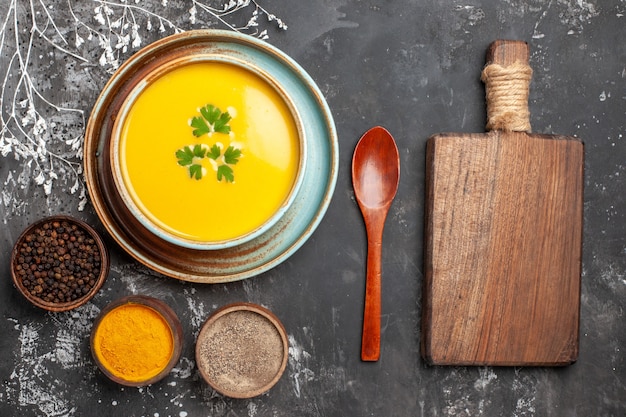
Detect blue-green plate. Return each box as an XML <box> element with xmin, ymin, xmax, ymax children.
<box><xmin>84</xmin><ymin>30</ymin><xmax>338</xmax><ymax>283</ymax></box>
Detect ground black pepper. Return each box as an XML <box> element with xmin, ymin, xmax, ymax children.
<box><xmin>14</xmin><ymin>220</ymin><xmax>102</xmax><ymax>304</ymax></box>
<box><xmin>196</xmin><ymin>310</ymin><xmax>285</xmax><ymax>396</ymax></box>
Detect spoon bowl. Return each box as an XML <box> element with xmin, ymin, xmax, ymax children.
<box><xmin>352</xmin><ymin>126</ymin><xmax>400</xmax><ymax>361</ymax></box>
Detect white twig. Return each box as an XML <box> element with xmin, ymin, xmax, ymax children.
<box><xmin>0</xmin><ymin>0</ymin><xmax>287</xmax><ymax>212</ymax></box>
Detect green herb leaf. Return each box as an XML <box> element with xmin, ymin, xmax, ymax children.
<box><xmin>217</xmin><ymin>165</ymin><xmax>234</xmax><ymax>183</ymax></box>
<box><xmin>193</xmin><ymin>144</ymin><xmax>206</xmax><ymax>158</ymax></box>
<box><xmin>223</xmin><ymin>146</ymin><xmax>242</xmax><ymax>165</ymax></box>
<box><xmin>207</xmin><ymin>144</ymin><xmax>221</xmax><ymax>160</ymax></box>
<box><xmin>176</xmin><ymin>146</ymin><xmax>195</xmax><ymax>166</ymax></box>
<box><xmin>214</xmin><ymin>111</ymin><xmax>232</xmax><ymax>135</ymax></box>
<box><xmin>200</xmin><ymin>104</ymin><xmax>221</xmax><ymax>125</ymax></box>
<box><xmin>179</xmin><ymin>105</ymin><xmax>240</xmax><ymax>182</ymax></box>
<box><xmin>190</xmin><ymin>116</ymin><xmax>210</xmax><ymax>137</ymax></box>
<box><xmin>192</xmin><ymin>104</ymin><xmax>231</xmax><ymax>137</ymax></box>
<box><xmin>189</xmin><ymin>164</ymin><xmax>204</xmax><ymax>180</ymax></box>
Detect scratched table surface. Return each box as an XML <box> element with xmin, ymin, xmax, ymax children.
<box><xmin>0</xmin><ymin>1</ymin><xmax>624</xmax><ymax>416</ymax></box>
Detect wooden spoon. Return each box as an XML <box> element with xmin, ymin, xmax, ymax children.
<box><xmin>352</xmin><ymin>126</ymin><xmax>400</xmax><ymax>361</ymax></box>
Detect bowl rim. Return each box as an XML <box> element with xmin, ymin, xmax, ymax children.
<box><xmin>10</xmin><ymin>215</ymin><xmax>110</xmax><ymax>312</ymax></box>
<box><xmin>195</xmin><ymin>302</ymin><xmax>289</xmax><ymax>398</ymax></box>
<box><xmin>90</xmin><ymin>295</ymin><xmax>184</xmax><ymax>387</ymax></box>
<box><xmin>108</xmin><ymin>53</ymin><xmax>308</xmax><ymax>250</ymax></box>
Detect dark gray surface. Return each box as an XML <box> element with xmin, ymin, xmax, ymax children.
<box><xmin>1</xmin><ymin>1</ymin><xmax>624</xmax><ymax>416</ymax></box>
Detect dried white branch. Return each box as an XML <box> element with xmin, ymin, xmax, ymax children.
<box><xmin>0</xmin><ymin>0</ymin><xmax>287</xmax><ymax>214</ymax></box>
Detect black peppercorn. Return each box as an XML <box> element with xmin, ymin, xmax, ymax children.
<box><xmin>15</xmin><ymin>219</ymin><xmax>102</xmax><ymax>305</ymax></box>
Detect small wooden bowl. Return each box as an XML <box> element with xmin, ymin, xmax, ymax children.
<box><xmin>196</xmin><ymin>302</ymin><xmax>289</xmax><ymax>398</ymax></box>
<box><xmin>90</xmin><ymin>295</ymin><xmax>184</xmax><ymax>387</ymax></box>
<box><xmin>10</xmin><ymin>215</ymin><xmax>110</xmax><ymax>312</ymax></box>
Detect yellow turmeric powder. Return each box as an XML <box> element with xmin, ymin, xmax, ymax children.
<box><xmin>93</xmin><ymin>302</ymin><xmax>174</xmax><ymax>382</ymax></box>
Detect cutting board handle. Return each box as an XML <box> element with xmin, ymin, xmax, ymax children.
<box><xmin>481</xmin><ymin>40</ymin><xmax>533</xmax><ymax>132</ymax></box>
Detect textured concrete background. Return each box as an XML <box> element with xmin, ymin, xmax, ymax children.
<box><xmin>0</xmin><ymin>1</ymin><xmax>624</xmax><ymax>416</ymax></box>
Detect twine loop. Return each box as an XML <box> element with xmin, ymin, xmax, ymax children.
<box><xmin>481</xmin><ymin>61</ymin><xmax>533</xmax><ymax>132</ymax></box>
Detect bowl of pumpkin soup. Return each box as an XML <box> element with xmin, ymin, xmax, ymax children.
<box><xmin>84</xmin><ymin>30</ymin><xmax>338</xmax><ymax>282</ymax></box>
<box><xmin>109</xmin><ymin>57</ymin><xmax>305</xmax><ymax>250</ymax></box>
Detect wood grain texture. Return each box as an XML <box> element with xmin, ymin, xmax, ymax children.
<box><xmin>422</xmin><ymin>131</ymin><xmax>583</xmax><ymax>365</ymax></box>
<box><xmin>352</xmin><ymin>126</ymin><xmax>400</xmax><ymax>361</ymax></box>
<box><xmin>422</xmin><ymin>40</ymin><xmax>584</xmax><ymax>366</ymax></box>
<box><xmin>486</xmin><ymin>39</ymin><xmax>529</xmax><ymax>66</ymax></box>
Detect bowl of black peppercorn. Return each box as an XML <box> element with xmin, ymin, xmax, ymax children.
<box><xmin>11</xmin><ymin>215</ymin><xmax>110</xmax><ymax>312</ymax></box>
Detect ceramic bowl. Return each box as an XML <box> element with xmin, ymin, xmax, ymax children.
<box><xmin>195</xmin><ymin>302</ymin><xmax>289</xmax><ymax>398</ymax></box>
<box><xmin>90</xmin><ymin>295</ymin><xmax>183</xmax><ymax>387</ymax></box>
<box><xmin>84</xmin><ymin>29</ymin><xmax>338</xmax><ymax>283</ymax></box>
<box><xmin>10</xmin><ymin>215</ymin><xmax>110</xmax><ymax>312</ymax></box>
<box><xmin>108</xmin><ymin>53</ymin><xmax>307</xmax><ymax>250</ymax></box>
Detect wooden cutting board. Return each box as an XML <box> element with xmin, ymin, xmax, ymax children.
<box><xmin>421</xmin><ymin>40</ymin><xmax>583</xmax><ymax>366</ymax></box>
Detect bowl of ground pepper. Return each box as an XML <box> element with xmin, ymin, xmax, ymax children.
<box><xmin>90</xmin><ymin>295</ymin><xmax>183</xmax><ymax>387</ymax></box>
<box><xmin>11</xmin><ymin>215</ymin><xmax>110</xmax><ymax>312</ymax></box>
<box><xmin>195</xmin><ymin>302</ymin><xmax>289</xmax><ymax>398</ymax></box>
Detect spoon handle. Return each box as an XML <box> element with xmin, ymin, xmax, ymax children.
<box><xmin>361</xmin><ymin>210</ymin><xmax>386</xmax><ymax>361</ymax></box>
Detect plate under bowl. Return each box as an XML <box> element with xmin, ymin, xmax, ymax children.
<box><xmin>84</xmin><ymin>29</ymin><xmax>338</xmax><ymax>283</ymax></box>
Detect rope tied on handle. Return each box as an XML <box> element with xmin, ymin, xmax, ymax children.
<box><xmin>481</xmin><ymin>61</ymin><xmax>533</xmax><ymax>132</ymax></box>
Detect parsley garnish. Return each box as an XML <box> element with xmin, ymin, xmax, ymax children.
<box><xmin>175</xmin><ymin>146</ymin><xmax>193</xmax><ymax>166</ymax></box>
<box><xmin>189</xmin><ymin>164</ymin><xmax>204</xmax><ymax>180</ymax></box>
<box><xmin>224</xmin><ymin>146</ymin><xmax>242</xmax><ymax>165</ymax></box>
<box><xmin>206</xmin><ymin>144</ymin><xmax>221</xmax><ymax>160</ymax></box>
<box><xmin>176</xmin><ymin>104</ymin><xmax>242</xmax><ymax>183</ymax></box>
<box><xmin>176</xmin><ymin>144</ymin><xmax>206</xmax><ymax>166</ymax></box>
<box><xmin>217</xmin><ymin>165</ymin><xmax>235</xmax><ymax>183</ymax></box>
<box><xmin>190</xmin><ymin>104</ymin><xmax>232</xmax><ymax>137</ymax></box>
<box><xmin>176</xmin><ymin>145</ymin><xmax>208</xmax><ymax>180</ymax></box>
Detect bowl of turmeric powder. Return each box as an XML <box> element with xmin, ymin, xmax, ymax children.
<box><xmin>90</xmin><ymin>295</ymin><xmax>183</xmax><ymax>387</ymax></box>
